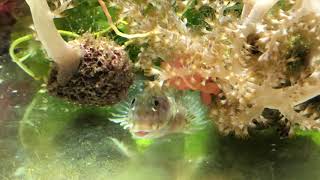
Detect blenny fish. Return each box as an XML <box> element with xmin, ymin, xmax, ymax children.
<box><xmin>109</xmin><ymin>81</ymin><xmax>209</xmax><ymax>139</ymax></box>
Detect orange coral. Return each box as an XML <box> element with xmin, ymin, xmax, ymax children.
<box><xmin>161</xmin><ymin>57</ymin><xmax>220</xmax><ymax>105</ymax></box>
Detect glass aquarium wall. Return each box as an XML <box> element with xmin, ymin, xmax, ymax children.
<box><xmin>1</xmin><ymin>0</ymin><xmax>320</xmax><ymax>179</ymax></box>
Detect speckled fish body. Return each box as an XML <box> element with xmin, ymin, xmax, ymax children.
<box><xmin>109</xmin><ymin>81</ymin><xmax>209</xmax><ymax>139</ymax></box>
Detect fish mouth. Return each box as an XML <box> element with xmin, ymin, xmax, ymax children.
<box><xmin>130</xmin><ymin>121</ymin><xmax>170</xmax><ymax>139</ymax></box>
<box><xmin>133</xmin><ymin>130</ymin><xmax>151</xmax><ymax>137</ymax></box>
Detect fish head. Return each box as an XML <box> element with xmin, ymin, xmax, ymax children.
<box><xmin>128</xmin><ymin>86</ymin><xmax>175</xmax><ymax>139</ymax></box>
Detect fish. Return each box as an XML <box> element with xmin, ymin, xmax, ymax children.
<box><xmin>109</xmin><ymin>81</ymin><xmax>209</xmax><ymax>139</ymax></box>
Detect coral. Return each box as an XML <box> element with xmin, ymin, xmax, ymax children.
<box><xmin>11</xmin><ymin>0</ymin><xmax>320</xmax><ymax>136</ymax></box>
<box><xmin>106</xmin><ymin>0</ymin><xmax>320</xmax><ymax>137</ymax></box>
<box><xmin>47</xmin><ymin>37</ymin><xmax>134</xmax><ymax>106</ymax></box>
<box><xmin>25</xmin><ymin>0</ymin><xmax>81</xmax><ymax>84</ymax></box>
<box><xmin>20</xmin><ymin>0</ymin><xmax>135</xmax><ymax>105</ymax></box>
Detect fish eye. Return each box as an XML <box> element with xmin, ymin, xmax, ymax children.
<box><xmin>153</xmin><ymin>99</ymin><xmax>160</xmax><ymax>107</ymax></box>
<box><xmin>131</xmin><ymin>98</ymin><xmax>136</xmax><ymax>106</ymax></box>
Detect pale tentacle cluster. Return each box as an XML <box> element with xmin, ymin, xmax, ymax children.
<box><xmin>109</xmin><ymin>0</ymin><xmax>320</xmax><ymax>137</ymax></box>
<box><xmin>49</xmin><ymin>0</ymin><xmax>74</xmax><ymax>18</ymax></box>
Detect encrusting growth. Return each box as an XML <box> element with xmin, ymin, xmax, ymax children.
<box><xmin>47</xmin><ymin>36</ymin><xmax>133</xmax><ymax>106</ymax></box>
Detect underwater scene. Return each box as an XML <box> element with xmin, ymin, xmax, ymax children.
<box><xmin>1</xmin><ymin>0</ymin><xmax>320</xmax><ymax>179</ymax></box>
